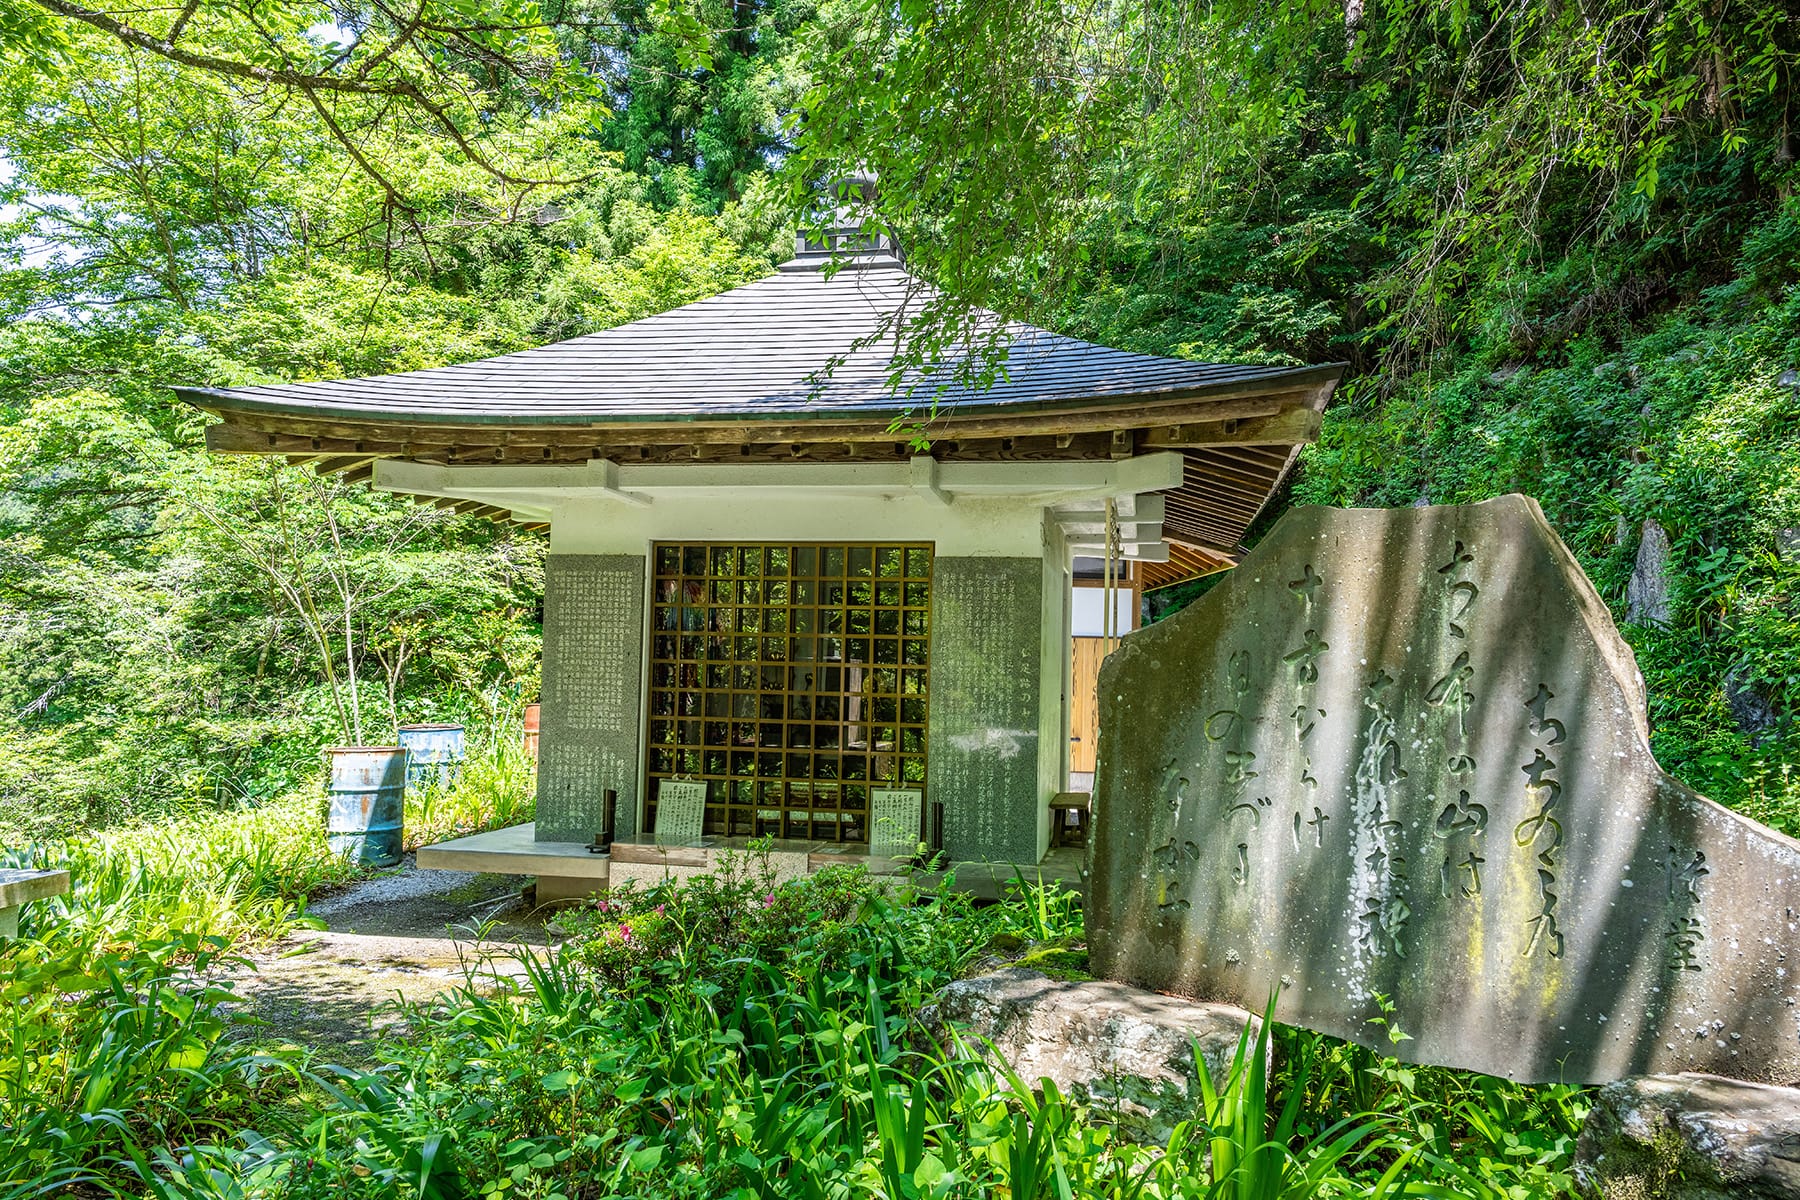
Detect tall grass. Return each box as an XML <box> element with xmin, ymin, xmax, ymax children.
<box><xmin>0</xmin><ymin>798</ymin><xmax>341</xmax><ymax>1193</ymax></box>
<box><xmin>13</xmin><ymin>864</ymin><xmax>1579</xmax><ymax>1199</ymax></box>
<box><xmin>0</xmin><ymin>729</ymin><xmax>535</xmax><ymax>1194</ymax></box>
<box><xmin>404</xmin><ymin>710</ymin><xmax>537</xmax><ymax>850</ymax></box>
<box><xmin>6</xmin><ymin>796</ymin><xmax>350</xmax><ymax>947</ymax></box>
<box><xmin>4</xmin><ymin>811</ymin><xmax>1583</xmax><ymax>1198</ymax></box>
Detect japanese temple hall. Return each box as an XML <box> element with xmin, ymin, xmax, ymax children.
<box><xmin>179</xmin><ymin>222</ymin><xmax>1344</xmax><ymax>896</ymax></box>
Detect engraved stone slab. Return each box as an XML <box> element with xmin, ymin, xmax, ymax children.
<box><xmin>871</xmin><ymin>788</ymin><xmax>924</xmax><ymax>858</ymax></box>
<box><xmin>1088</xmin><ymin>495</ymin><xmax>1800</xmax><ymax>1085</ymax></box>
<box><xmin>653</xmin><ymin>780</ymin><xmax>707</xmax><ymax>846</ymax></box>
<box><xmin>927</xmin><ymin>557</ymin><xmax>1043</xmax><ymax>864</ymax></box>
<box><xmin>536</xmin><ymin>554</ymin><xmax>645</xmax><ymax>842</ymax></box>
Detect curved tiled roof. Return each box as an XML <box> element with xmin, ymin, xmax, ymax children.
<box><xmin>175</xmin><ymin>263</ymin><xmax>1332</xmax><ymax>424</ymax></box>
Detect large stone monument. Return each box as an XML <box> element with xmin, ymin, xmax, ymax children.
<box><xmin>1089</xmin><ymin>495</ymin><xmax>1800</xmax><ymax>1085</ymax></box>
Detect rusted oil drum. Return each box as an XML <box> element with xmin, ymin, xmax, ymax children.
<box><xmin>397</xmin><ymin>723</ymin><xmax>465</xmax><ymax>788</ymax></box>
<box><xmin>523</xmin><ymin>703</ymin><xmax>541</xmax><ymax>763</ymax></box>
<box><xmin>324</xmin><ymin>747</ymin><xmax>408</xmax><ymax>867</ymax></box>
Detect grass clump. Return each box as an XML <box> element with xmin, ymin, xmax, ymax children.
<box><xmin>404</xmin><ymin>712</ymin><xmax>539</xmax><ymax>852</ymax></box>
<box><xmin>0</xmin><ymin>733</ymin><xmax>535</xmax><ymax>1195</ymax></box>
<box><xmin>3</xmin><ymin>832</ymin><xmax>1589</xmax><ymax>1199</ymax></box>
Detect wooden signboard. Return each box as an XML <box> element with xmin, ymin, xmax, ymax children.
<box><xmin>654</xmin><ymin>780</ymin><xmax>708</xmax><ymax>846</ymax></box>
<box><xmin>870</xmin><ymin>788</ymin><xmax>923</xmax><ymax>859</ymax></box>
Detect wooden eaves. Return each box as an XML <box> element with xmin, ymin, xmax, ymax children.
<box><xmin>197</xmin><ymin>382</ymin><xmax>1329</xmax><ymax>565</ymax></box>
<box><xmin>178</xmin><ymin>259</ymin><xmax>1343</xmax><ymax>586</ymax></box>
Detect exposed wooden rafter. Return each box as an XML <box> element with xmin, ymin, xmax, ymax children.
<box><xmin>209</xmin><ymin>389</ymin><xmax>1326</xmax><ymax>585</ymax></box>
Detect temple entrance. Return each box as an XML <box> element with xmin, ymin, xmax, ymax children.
<box><xmin>644</xmin><ymin>542</ymin><xmax>933</xmax><ymax>842</ymax></box>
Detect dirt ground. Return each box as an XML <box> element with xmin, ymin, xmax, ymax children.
<box><xmin>222</xmin><ymin>859</ymin><xmax>569</xmax><ymax>1062</ymax></box>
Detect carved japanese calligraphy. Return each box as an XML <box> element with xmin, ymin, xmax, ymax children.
<box><xmin>1283</xmin><ymin>629</ymin><xmax>1329</xmax><ymax>682</ymax></box>
<box><xmin>1089</xmin><ymin>495</ymin><xmax>1800</xmax><ymax>1086</ymax></box>
<box><xmin>1289</xmin><ymin>564</ymin><xmax>1323</xmax><ymax>605</ymax></box>
<box><xmin>1158</xmin><ymin>757</ymin><xmax>1190</xmax><ymax>815</ymax></box>
<box><xmin>538</xmin><ymin>555</ymin><xmax>646</xmax><ymax>841</ymax></box>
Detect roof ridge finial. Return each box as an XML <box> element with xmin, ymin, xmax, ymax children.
<box><xmin>786</xmin><ymin>168</ymin><xmax>902</xmax><ymax>271</ymax></box>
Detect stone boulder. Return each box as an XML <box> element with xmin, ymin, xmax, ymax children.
<box><xmin>1725</xmin><ymin>662</ymin><xmax>1781</xmax><ymax>743</ymax></box>
<box><xmin>1088</xmin><ymin>496</ymin><xmax>1800</xmax><ymax>1085</ymax></box>
<box><xmin>1576</xmin><ymin>1074</ymin><xmax>1800</xmax><ymax>1199</ymax></box>
<box><xmin>1626</xmin><ymin>517</ymin><xmax>1673</xmax><ymax>626</ymax></box>
<box><xmin>918</xmin><ymin>968</ymin><xmax>1258</xmax><ymax>1143</ymax></box>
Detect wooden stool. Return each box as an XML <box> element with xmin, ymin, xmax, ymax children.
<box><xmin>1048</xmin><ymin>791</ymin><xmax>1091</xmax><ymax>848</ymax></box>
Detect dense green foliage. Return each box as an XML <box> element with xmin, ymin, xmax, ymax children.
<box><xmin>787</xmin><ymin>0</ymin><xmax>1800</xmax><ymax>820</ymax></box>
<box><xmin>0</xmin><ymin>0</ymin><xmax>789</xmax><ymax>834</ymax></box>
<box><xmin>0</xmin><ymin>735</ymin><xmax>532</xmax><ymax>1193</ymax></box>
<box><xmin>1</xmin><ymin>843</ymin><xmax>1589</xmax><ymax>1197</ymax></box>
<box><xmin>1</xmin><ymin>3</ymin><xmax>1795</xmax><ymax>1194</ymax></box>
<box><xmin>7</xmin><ymin>0</ymin><xmax>1794</xmax><ymax>827</ymax></box>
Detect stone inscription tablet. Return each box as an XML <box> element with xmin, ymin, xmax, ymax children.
<box><xmin>536</xmin><ymin>555</ymin><xmax>645</xmax><ymax>842</ymax></box>
<box><xmin>1088</xmin><ymin>496</ymin><xmax>1800</xmax><ymax>1085</ymax></box>
<box><xmin>653</xmin><ymin>780</ymin><xmax>707</xmax><ymax>846</ymax></box>
<box><xmin>871</xmin><ymin>788</ymin><xmax>924</xmax><ymax>858</ymax></box>
<box><xmin>926</xmin><ymin>557</ymin><xmax>1043</xmax><ymax>864</ymax></box>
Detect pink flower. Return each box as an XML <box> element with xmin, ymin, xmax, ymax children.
<box><xmin>763</xmin><ymin>894</ymin><xmax>775</xmax><ymax>907</ymax></box>
<box><xmin>619</xmin><ymin>924</ymin><xmax>633</xmax><ymax>941</ymax></box>
<box><xmin>654</xmin><ymin>905</ymin><xmax>665</xmax><ymax>915</ymax></box>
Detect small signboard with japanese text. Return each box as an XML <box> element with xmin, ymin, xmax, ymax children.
<box><xmin>654</xmin><ymin>780</ymin><xmax>707</xmax><ymax>846</ymax></box>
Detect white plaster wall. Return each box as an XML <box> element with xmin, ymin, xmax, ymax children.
<box><xmin>547</xmin><ymin>492</ymin><xmax>1049</xmax><ymax>558</ymax></box>
<box><xmin>374</xmin><ymin>454</ymin><xmax>1178</xmax><ymax>862</ymax></box>
<box><xmin>1071</xmin><ymin>588</ymin><xmax>1137</xmax><ymax>637</ymax></box>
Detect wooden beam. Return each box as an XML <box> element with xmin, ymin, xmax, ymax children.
<box><xmin>1181</xmin><ymin>456</ymin><xmax>1286</xmax><ymax>495</ymax></box>
<box><xmin>1172</xmin><ymin>485</ymin><xmax>1271</xmax><ymax>520</ymax></box>
<box><xmin>1141</xmin><ymin>407</ymin><xmax>1322</xmax><ymax>450</ymax></box>
<box><xmin>1162</xmin><ymin>530</ymin><xmax>1238</xmax><ymax>556</ymax></box>
<box><xmin>1168</xmin><ymin>479</ymin><xmax>1267</xmax><ymax>515</ymax></box>
<box><xmin>1193</xmin><ymin>443</ymin><xmax>1295</xmax><ymax>472</ymax></box>
<box><xmin>312</xmin><ymin>455</ymin><xmax>378</xmax><ymax>476</ymax></box>
<box><xmin>1163</xmin><ymin>518</ymin><xmax>1248</xmax><ymax>548</ymax></box>
<box><xmin>202</xmin><ymin>389</ymin><xmax>1309</xmax><ymax>454</ymax></box>
<box><xmin>207</xmin><ymin>422</ymin><xmax>1133</xmax><ymax>467</ymax></box>
<box><xmin>1161</xmin><ymin>503</ymin><xmax>1252</xmax><ymax>540</ymax></box>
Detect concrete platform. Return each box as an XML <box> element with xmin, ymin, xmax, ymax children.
<box><xmin>416</xmin><ymin>823</ymin><xmax>612</xmax><ymax>902</ymax></box>
<box><xmin>0</xmin><ymin>867</ymin><xmax>70</xmax><ymax>938</ymax></box>
<box><xmin>417</xmin><ymin>823</ymin><xmax>1085</xmax><ymax>904</ymax></box>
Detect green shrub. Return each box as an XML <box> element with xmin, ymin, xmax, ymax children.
<box><xmin>562</xmin><ymin>844</ymin><xmax>989</xmax><ymax>1006</ymax></box>
<box><xmin>2</xmin><ymin>833</ymin><xmax>1591</xmax><ymax>1198</ymax></box>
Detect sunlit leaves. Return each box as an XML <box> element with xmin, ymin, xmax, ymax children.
<box><xmin>787</xmin><ymin>0</ymin><xmax>1799</xmax><ymax>362</ymax></box>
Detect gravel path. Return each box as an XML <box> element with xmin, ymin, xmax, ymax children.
<box><xmin>224</xmin><ymin>859</ymin><xmax>567</xmax><ymax>1062</ymax></box>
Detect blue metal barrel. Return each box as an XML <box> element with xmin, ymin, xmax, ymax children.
<box><xmin>397</xmin><ymin>723</ymin><xmax>466</xmax><ymax>788</ymax></box>
<box><xmin>325</xmin><ymin>747</ymin><xmax>408</xmax><ymax>867</ymax></box>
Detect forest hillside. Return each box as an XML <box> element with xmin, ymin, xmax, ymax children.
<box><xmin>2</xmin><ymin>0</ymin><xmax>1795</xmax><ymax>836</ymax></box>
